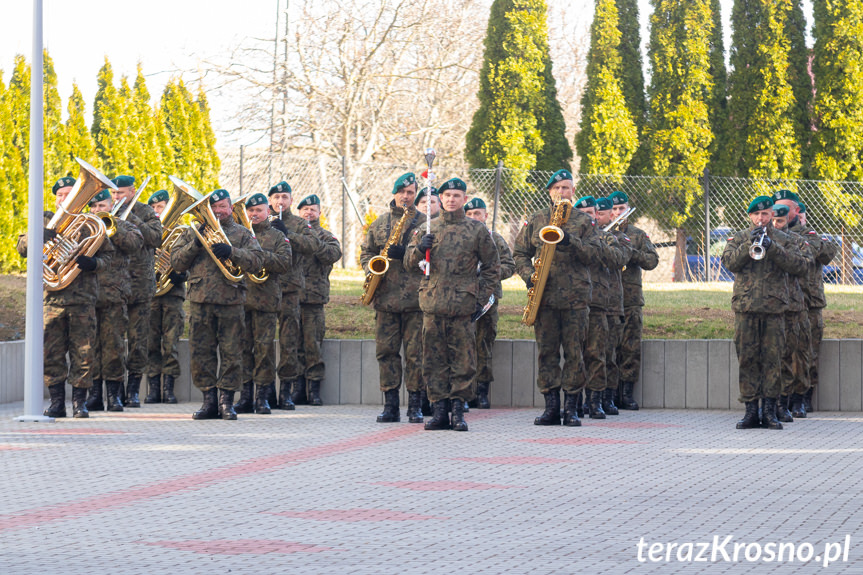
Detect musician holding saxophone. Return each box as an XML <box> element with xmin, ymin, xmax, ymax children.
<box><xmin>720</xmin><ymin>196</ymin><xmax>808</xmax><ymax>430</ymax></box>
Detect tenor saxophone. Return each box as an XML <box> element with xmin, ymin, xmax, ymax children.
<box><xmin>360</xmin><ymin>203</ymin><xmax>415</xmax><ymax>305</ymax></box>
<box><xmin>521</xmin><ymin>195</ymin><xmax>573</xmax><ymax>326</ymax></box>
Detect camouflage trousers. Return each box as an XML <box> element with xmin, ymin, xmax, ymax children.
<box><xmin>277</xmin><ymin>291</ymin><xmax>301</xmax><ymax>382</ymax></box>
<box><xmin>474</xmin><ymin>304</ymin><xmax>498</xmax><ymax>385</ymax></box>
<box><xmin>147</xmin><ymin>295</ymin><xmax>184</xmax><ymax>378</ymax></box>
<box><xmin>580</xmin><ymin>310</ymin><xmax>608</xmax><ymax>392</ymax></box>
<box><xmin>298</xmin><ymin>304</ymin><xmax>326</xmax><ymax>381</ymax></box>
<box><xmin>781</xmin><ymin>310</ymin><xmax>811</xmax><ymax>396</ymax></box>
<box><xmin>375</xmin><ymin>310</ymin><xmax>423</xmax><ymax>393</ymax></box>
<box><xmin>606</xmin><ymin>313</ymin><xmax>624</xmax><ymax>392</ymax></box>
<box><xmin>44</xmin><ymin>303</ymin><xmax>96</xmax><ymax>389</ymax></box>
<box><xmin>808</xmin><ymin>308</ymin><xmax>824</xmax><ymax>391</ymax></box>
<box><xmin>189</xmin><ymin>302</ymin><xmax>245</xmax><ymax>392</ymax></box>
<box><xmin>534</xmin><ymin>306</ymin><xmax>589</xmax><ymax>394</ymax></box>
<box><xmin>94</xmin><ymin>302</ymin><xmax>128</xmax><ymax>381</ymax></box>
<box><xmin>422</xmin><ymin>313</ymin><xmax>475</xmax><ymax>403</ymax></box>
<box><xmin>126</xmin><ymin>299</ymin><xmax>152</xmax><ymax>376</ymax></box>
<box><xmin>242</xmin><ymin>309</ymin><xmax>278</xmax><ymax>386</ymax></box>
<box><xmin>619</xmin><ymin>306</ymin><xmax>644</xmax><ymax>383</ymax></box>
<box><xmin>734</xmin><ymin>312</ymin><xmax>785</xmax><ymax>402</ymax></box>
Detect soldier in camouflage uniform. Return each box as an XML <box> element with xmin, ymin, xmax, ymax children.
<box><xmin>111</xmin><ymin>175</ymin><xmax>163</xmax><ymax>407</ymax></box>
<box><xmin>145</xmin><ymin>189</ymin><xmax>186</xmax><ymax>405</ymax></box>
<box><xmin>86</xmin><ymin>189</ymin><xmax>144</xmax><ymax>412</ymax></box>
<box><xmin>268</xmin><ymin>181</ymin><xmax>325</xmax><ymax>408</ymax></box>
<box><xmin>720</xmin><ymin>196</ymin><xmax>809</xmax><ymax>430</ymax></box>
<box><xmin>609</xmin><ymin>191</ymin><xmax>658</xmax><ymax>410</ymax></box>
<box><xmin>464</xmin><ymin>197</ymin><xmax>516</xmax><ymax>409</ymax></box>
<box><xmin>405</xmin><ymin>177</ymin><xmax>499</xmax><ymax>431</ymax></box>
<box><xmin>16</xmin><ymin>177</ymin><xmax>115</xmax><ymax>418</ymax></box>
<box><xmin>170</xmin><ymin>188</ymin><xmax>263</xmax><ymax>420</ymax></box>
<box><xmin>513</xmin><ymin>170</ymin><xmax>601</xmax><ymax>427</ymax></box>
<box><xmin>297</xmin><ymin>194</ymin><xmax>342</xmax><ymax>406</ymax></box>
<box><xmin>233</xmin><ymin>193</ymin><xmax>292</xmax><ymax>415</ymax></box>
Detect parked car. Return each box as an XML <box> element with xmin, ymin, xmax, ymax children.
<box><xmin>674</xmin><ymin>228</ymin><xmax>735</xmax><ymax>282</ymax></box>
<box><xmin>821</xmin><ymin>235</ymin><xmax>863</xmax><ymax>285</ymax></box>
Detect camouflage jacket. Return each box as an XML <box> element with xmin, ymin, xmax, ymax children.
<box><xmin>607</xmin><ymin>230</ymin><xmax>634</xmax><ymax>314</ymax></box>
<box><xmin>17</xmin><ymin>211</ymin><xmax>115</xmax><ymax>307</ymax></box>
<box><xmin>271</xmin><ymin>208</ymin><xmax>323</xmax><ymax>294</ymax></box>
<box><xmin>617</xmin><ymin>222</ymin><xmax>658</xmax><ymax>307</ymax></box>
<box><xmin>301</xmin><ymin>219</ymin><xmax>342</xmax><ymax>305</ymax></box>
<box><xmin>246</xmin><ymin>220</ymin><xmax>293</xmax><ymax>313</ymax></box>
<box><xmin>170</xmin><ymin>217</ymin><xmax>263</xmax><ymax>306</ymax></box>
<box><xmin>720</xmin><ymin>224</ymin><xmax>809</xmax><ymax>314</ymax></box>
<box><xmin>513</xmin><ymin>206</ymin><xmax>600</xmax><ymax>310</ymax></box>
<box><xmin>587</xmin><ymin>230</ymin><xmax>630</xmax><ymax>313</ymax></box>
<box><xmin>360</xmin><ymin>201</ymin><xmax>423</xmax><ymax>313</ymax></box>
<box><xmin>97</xmin><ymin>219</ymin><xmax>144</xmax><ymax>307</ymax></box>
<box><xmin>780</xmin><ymin>226</ymin><xmax>815</xmax><ymax>313</ymax></box>
<box><xmin>491</xmin><ymin>230</ymin><xmax>516</xmax><ymax>300</ymax></box>
<box><xmin>405</xmin><ymin>208</ymin><xmax>500</xmax><ymax>317</ymax></box>
<box><xmin>125</xmin><ymin>201</ymin><xmax>163</xmax><ymax>303</ymax></box>
<box><xmin>789</xmin><ymin>218</ymin><xmax>837</xmax><ymax>309</ymax></box>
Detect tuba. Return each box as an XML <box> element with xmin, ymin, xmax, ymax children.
<box><xmin>181</xmin><ymin>191</ymin><xmax>244</xmax><ymax>282</ymax></box>
<box><xmin>231</xmin><ymin>194</ymin><xmax>269</xmax><ymax>284</ymax></box>
<box><xmin>521</xmin><ymin>194</ymin><xmax>573</xmax><ymax>326</ymax></box>
<box><xmin>153</xmin><ymin>176</ymin><xmax>204</xmax><ymax>296</ymax></box>
<box><xmin>360</xmin><ymin>203</ymin><xmax>415</xmax><ymax>305</ymax></box>
<box><xmin>43</xmin><ymin>158</ymin><xmax>116</xmax><ymax>291</ymax></box>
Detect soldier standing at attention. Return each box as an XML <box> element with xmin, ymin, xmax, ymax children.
<box><xmin>720</xmin><ymin>196</ymin><xmax>808</xmax><ymax>430</ymax></box>
<box><xmin>16</xmin><ymin>177</ymin><xmax>115</xmax><ymax>418</ymax></box>
<box><xmin>170</xmin><ymin>189</ymin><xmax>263</xmax><ymax>420</ymax></box>
<box><xmin>406</xmin><ymin>178</ymin><xmax>499</xmax><ymax>431</ymax></box>
<box><xmin>111</xmin><ymin>175</ymin><xmax>163</xmax><ymax>408</ymax></box>
<box><xmin>463</xmin><ymin>197</ymin><xmax>515</xmax><ymax>409</ymax></box>
<box><xmin>268</xmin><ymin>181</ymin><xmax>325</xmax><ymax>408</ymax></box>
<box><xmin>86</xmin><ymin>189</ymin><xmax>144</xmax><ymax>412</ymax></box>
<box><xmin>608</xmin><ymin>191</ymin><xmax>658</xmax><ymax>410</ymax></box>
<box><xmin>234</xmin><ymin>193</ymin><xmax>292</xmax><ymax>415</ymax></box>
<box><xmin>513</xmin><ymin>170</ymin><xmax>600</xmax><ymax>427</ymax></box>
<box><xmin>296</xmin><ymin>194</ymin><xmax>342</xmax><ymax>406</ymax></box>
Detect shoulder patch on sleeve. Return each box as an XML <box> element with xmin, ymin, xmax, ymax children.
<box><xmin>807</xmin><ymin>230</ymin><xmax>817</xmax><ymax>234</ymax></box>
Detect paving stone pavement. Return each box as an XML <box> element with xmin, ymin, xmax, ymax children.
<box><xmin>1</xmin><ymin>401</ymin><xmax>862</xmax><ymax>574</ymax></box>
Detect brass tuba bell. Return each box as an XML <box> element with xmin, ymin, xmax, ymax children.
<box><xmin>181</xmin><ymin>190</ymin><xmax>244</xmax><ymax>282</ymax></box>
<box><xmin>153</xmin><ymin>176</ymin><xmax>205</xmax><ymax>296</ymax></box>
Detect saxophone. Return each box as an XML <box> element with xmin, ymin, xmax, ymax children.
<box><xmin>522</xmin><ymin>194</ymin><xmax>573</xmax><ymax>326</ymax></box>
<box><xmin>360</xmin><ymin>203</ymin><xmax>415</xmax><ymax>305</ymax></box>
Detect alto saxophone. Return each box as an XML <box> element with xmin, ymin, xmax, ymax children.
<box><xmin>522</xmin><ymin>195</ymin><xmax>573</xmax><ymax>326</ymax></box>
<box><xmin>360</xmin><ymin>203</ymin><xmax>415</xmax><ymax>305</ymax></box>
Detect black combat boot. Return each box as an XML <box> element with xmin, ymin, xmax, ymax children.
<box><xmin>462</xmin><ymin>399</ymin><xmax>470</xmax><ymax>413</ymax></box>
<box><xmin>790</xmin><ymin>393</ymin><xmax>807</xmax><ymax>418</ymax></box>
<box><xmin>277</xmin><ymin>380</ymin><xmax>296</xmax><ymax>410</ymax></box>
<box><xmin>588</xmin><ymin>389</ymin><xmax>606</xmax><ymax>419</ymax></box>
<box><xmin>761</xmin><ymin>398</ymin><xmax>783</xmax><ymax>430</ymax></box>
<box><xmin>219</xmin><ymin>389</ymin><xmax>238</xmax><ymax>420</ymax></box>
<box><xmin>451</xmin><ymin>398</ymin><xmax>468</xmax><ymax>431</ymax></box>
<box><xmin>476</xmin><ymin>382</ymin><xmax>491</xmax><ymax>409</ymax></box>
<box><xmin>44</xmin><ymin>383</ymin><xmax>66</xmax><ymax>418</ymax></box>
<box><xmin>424</xmin><ymin>400</ymin><xmax>450</xmax><ymax>430</ymax></box>
<box><xmin>534</xmin><ymin>390</ymin><xmax>561</xmax><ymax>426</ymax></box>
<box><xmin>162</xmin><ymin>375</ymin><xmax>177</xmax><ymax>404</ymax></box>
<box><xmin>105</xmin><ymin>380</ymin><xmax>124</xmax><ymax>412</ymax></box>
<box><xmin>602</xmin><ymin>388</ymin><xmax>619</xmax><ymax>415</ymax></box>
<box><xmin>803</xmin><ymin>387</ymin><xmax>814</xmax><ymax>413</ymax></box>
<box><xmin>291</xmin><ymin>377</ymin><xmax>307</xmax><ymax>405</ymax></box>
<box><xmin>72</xmin><ymin>387</ymin><xmax>89</xmax><ymax>418</ymax></box>
<box><xmin>736</xmin><ymin>400</ymin><xmax>761</xmax><ymax>429</ymax></box>
<box><xmin>583</xmin><ymin>389</ymin><xmax>592</xmax><ymax>417</ymax></box>
<box><xmin>562</xmin><ymin>393</ymin><xmax>582</xmax><ymax>427</ymax></box>
<box><xmin>619</xmin><ymin>381</ymin><xmax>640</xmax><ymax>410</ymax></box>
<box><xmin>376</xmin><ymin>388</ymin><xmax>401</xmax><ymax>423</ymax></box>
<box><xmin>267</xmin><ymin>383</ymin><xmax>277</xmax><ymax>411</ymax></box>
<box><xmin>308</xmin><ymin>380</ymin><xmax>323</xmax><ymax>406</ymax></box>
<box><xmin>255</xmin><ymin>384</ymin><xmax>272</xmax><ymax>414</ymax></box>
<box><xmin>576</xmin><ymin>390</ymin><xmax>584</xmax><ymax>418</ymax></box>
<box><xmin>233</xmin><ymin>382</ymin><xmax>255</xmax><ymax>414</ymax></box>
<box><xmin>144</xmin><ymin>375</ymin><xmax>162</xmax><ymax>404</ymax></box>
<box><xmin>126</xmin><ymin>374</ymin><xmax>142</xmax><ymax>408</ymax></box>
<box><xmin>776</xmin><ymin>395</ymin><xmax>793</xmax><ymax>423</ymax></box>
<box><xmin>407</xmin><ymin>390</ymin><xmax>423</xmax><ymax>423</ymax></box>
<box><xmin>85</xmin><ymin>380</ymin><xmax>105</xmax><ymax>411</ymax></box>
<box><xmin>420</xmin><ymin>389</ymin><xmax>432</xmax><ymax>416</ymax></box>
<box><xmin>192</xmin><ymin>388</ymin><xmax>219</xmax><ymax>420</ymax></box>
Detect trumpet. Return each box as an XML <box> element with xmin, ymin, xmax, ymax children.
<box><xmin>603</xmin><ymin>207</ymin><xmax>636</xmax><ymax>232</ymax></box>
<box><xmin>750</xmin><ymin>226</ymin><xmax>767</xmax><ymax>260</ymax></box>
<box><xmin>232</xmin><ymin>194</ymin><xmax>269</xmax><ymax>284</ymax></box>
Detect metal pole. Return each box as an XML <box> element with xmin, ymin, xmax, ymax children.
<box><xmin>491</xmin><ymin>160</ymin><xmax>503</xmax><ymax>234</ymax></box>
<box><xmin>703</xmin><ymin>168</ymin><xmax>711</xmax><ymax>283</ymax></box>
<box><xmin>18</xmin><ymin>0</ymin><xmax>51</xmax><ymax>422</ymax></box>
<box><xmin>239</xmin><ymin>145</ymin><xmax>244</xmax><ymax>195</ymax></box>
<box><xmin>341</xmin><ymin>156</ymin><xmax>346</xmax><ymax>269</ymax></box>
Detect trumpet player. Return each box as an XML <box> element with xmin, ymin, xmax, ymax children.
<box><xmin>720</xmin><ymin>196</ymin><xmax>808</xmax><ymax>430</ymax></box>
<box><xmin>170</xmin><ymin>189</ymin><xmax>264</xmax><ymax>420</ymax></box>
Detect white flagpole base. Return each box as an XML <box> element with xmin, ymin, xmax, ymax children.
<box><xmin>15</xmin><ymin>415</ymin><xmax>55</xmax><ymax>423</ymax></box>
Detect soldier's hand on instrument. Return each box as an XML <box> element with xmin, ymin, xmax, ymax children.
<box><xmin>271</xmin><ymin>218</ymin><xmax>289</xmax><ymax>235</ymax></box>
<box><xmin>211</xmin><ymin>243</ymin><xmax>232</xmax><ymax>259</ymax></box>
<box><xmin>750</xmin><ymin>227</ymin><xmax>763</xmax><ymax>240</ymax></box>
<box><xmin>194</xmin><ymin>223</ymin><xmax>207</xmax><ymax>248</ymax></box>
<box><xmin>524</xmin><ymin>276</ymin><xmax>534</xmax><ymax>289</ymax></box>
<box><xmin>470</xmin><ymin>302</ymin><xmax>484</xmax><ymax>322</ymax></box>
<box><xmin>75</xmin><ymin>254</ymin><xmax>97</xmax><ymax>272</ymax></box>
<box><xmin>387</xmin><ymin>245</ymin><xmax>406</xmax><ymax>260</ymax></box>
<box><xmin>418</xmin><ymin>234</ymin><xmax>435</xmax><ymax>252</ymax></box>
<box><xmin>560</xmin><ymin>230</ymin><xmax>572</xmax><ymax>246</ymax></box>
<box><xmin>168</xmin><ymin>271</ymin><xmax>186</xmax><ymax>285</ymax></box>
<box><xmin>761</xmin><ymin>234</ymin><xmax>772</xmax><ymax>251</ymax></box>
<box><xmin>43</xmin><ymin>228</ymin><xmax>57</xmax><ymax>243</ymax></box>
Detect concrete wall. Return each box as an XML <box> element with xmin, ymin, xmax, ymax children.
<box><xmin>2</xmin><ymin>339</ymin><xmax>862</xmax><ymax>410</ymax></box>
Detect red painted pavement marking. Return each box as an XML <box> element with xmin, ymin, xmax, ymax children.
<box><xmin>269</xmin><ymin>508</ymin><xmax>447</xmax><ymax>521</ymax></box>
<box><xmin>373</xmin><ymin>481</ymin><xmax>525</xmax><ymax>491</ymax></box>
<box><xmin>0</xmin><ymin>445</ymin><xmax>28</xmax><ymax>451</ymax></box>
<box><xmin>587</xmin><ymin>421</ymin><xmax>684</xmax><ymax>429</ymax></box>
<box><xmin>96</xmin><ymin>413</ymin><xmax>191</xmax><ymax>420</ymax></box>
<box><xmin>10</xmin><ymin>428</ymin><xmax>126</xmax><ymax>435</ymax></box>
<box><xmin>521</xmin><ymin>437</ymin><xmax>640</xmax><ymax>445</ymax></box>
<box><xmin>143</xmin><ymin>539</ymin><xmax>337</xmax><ymax>555</ymax></box>
<box><xmin>451</xmin><ymin>456</ymin><xmax>580</xmax><ymax>465</ymax></box>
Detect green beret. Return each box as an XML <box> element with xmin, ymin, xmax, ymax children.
<box><xmin>798</xmin><ymin>202</ymin><xmax>807</xmax><ymax>213</ymax></box>
<box><xmin>596</xmin><ymin>197</ymin><xmax>613</xmax><ymax>211</ymax></box>
<box><xmin>773</xmin><ymin>204</ymin><xmax>790</xmax><ymax>217</ymax></box>
<box><xmin>209</xmin><ymin>188</ymin><xmax>231</xmax><ymax>205</ymax></box>
<box><xmin>575</xmin><ymin>195</ymin><xmax>596</xmax><ymax>209</ymax></box>
<box><xmin>112</xmin><ymin>175</ymin><xmax>135</xmax><ymax>188</ymax></box>
<box><xmin>245</xmin><ymin>192</ymin><xmax>269</xmax><ymax>208</ymax></box>
<box><xmin>52</xmin><ymin>176</ymin><xmax>76</xmax><ymax>195</ymax></box>
<box><xmin>147</xmin><ymin>189</ymin><xmax>170</xmax><ymax>205</ymax></box>
<box><xmin>464</xmin><ymin>198</ymin><xmax>487</xmax><ymax>211</ymax></box>
<box><xmin>297</xmin><ymin>194</ymin><xmax>320</xmax><ymax>209</ymax></box>
<box><xmin>773</xmin><ymin>189</ymin><xmax>799</xmax><ymax>203</ymax></box>
<box><xmin>89</xmin><ymin>189</ymin><xmax>112</xmax><ymax>206</ymax></box>
<box><xmin>747</xmin><ymin>195</ymin><xmax>774</xmax><ymax>214</ymax></box>
<box><xmin>609</xmin><ymin>191</ymin><xmax>628</xmax><ymax>205</ymax></box>
<box><xmin>392</xmin><ymin>173</ymin><xmax>416</xmax><ymax>195</ymax></box>
<box><xmin>268</xmin><ymin>181</ymin><xmax>291</xmax><ymax>196</ymax></box>
<box><xmin>414</xmin><ymin>186</ymin><xmax>439</xmax><ymax>205</ymax></box>
<box><xmin>439</xmin><ymin>177</ymin><xmax>467</xmax><ymax>192</ymax></box>
<box><xmin>546</xmin><ymin>169</ymin><xmax>573</xmax><ymax>189</ymax></box>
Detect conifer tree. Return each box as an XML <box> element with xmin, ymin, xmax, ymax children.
<box><xmin>161</xmin><ymin>78</ymin><xmax>197</xmax><ymax>185</ymax></box>
<box><xmin>0</xmin><ymin>72</ymin><xmax>22</xmax><ymax>272</ymax></box>
<box><xmin>615</xmin><ymin>0</ymin><xmax>647</xmax><ymax>173</ymax></box>
<box><xmin>92</xmin><ymin>58</ymin><xmax>130</xmax><ymax>178</ymax></box>
<box><xmin>193</xmin><ymin>88</ymin><xmax>221</xmax><ymax>191</ymax></box>
<box><xmin>707</xmin><ymin>0</ymin><xmax>728</xmax><ymax>170</ymax></box>
<box><xmin>43</xmin><ymin>50</ymin><xmax>68</xmax><ymax>204</ymax></box>
<box><xmin>131</xmin><ymin>66</ymin><xmax>169</xmax><ymax>191</ymax></box>
<box><xmin>65</xmin><ymin>83</ymin><xmax>97</xmax><ymax>175</ymax></box>
<box><xmin>786</xmin><ymin>0</ymin><xmax>812</xmax><ymax>176</ymax></box>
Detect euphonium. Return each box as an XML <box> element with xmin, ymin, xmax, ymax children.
<box><xmin>231</xmin><ymin>194</ymin><xmax>269</xmax><ymax>284</ymax></box>
<box><xmin>153</xmin><ymin>176</ymin><xmax>204</xmax><ymax>297</ymax></box>
<box><xmin>43</xmin><ymin>158</ymin><xmax>116</xmax><ymax>291</ymax></box>
<box><xmin>181</xmin><ymin>191</ymin><xmax>244</xmax><ymax>282</ymax></box>
<box><xmin>522</xmin><ymin>195</ymin><xmax>573</xmax><ymax>326</ymax></box>
<box><xmin>360</xmin><ymin>203</ymin><xmax>415</xmax><ymax>305</ymax></box>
